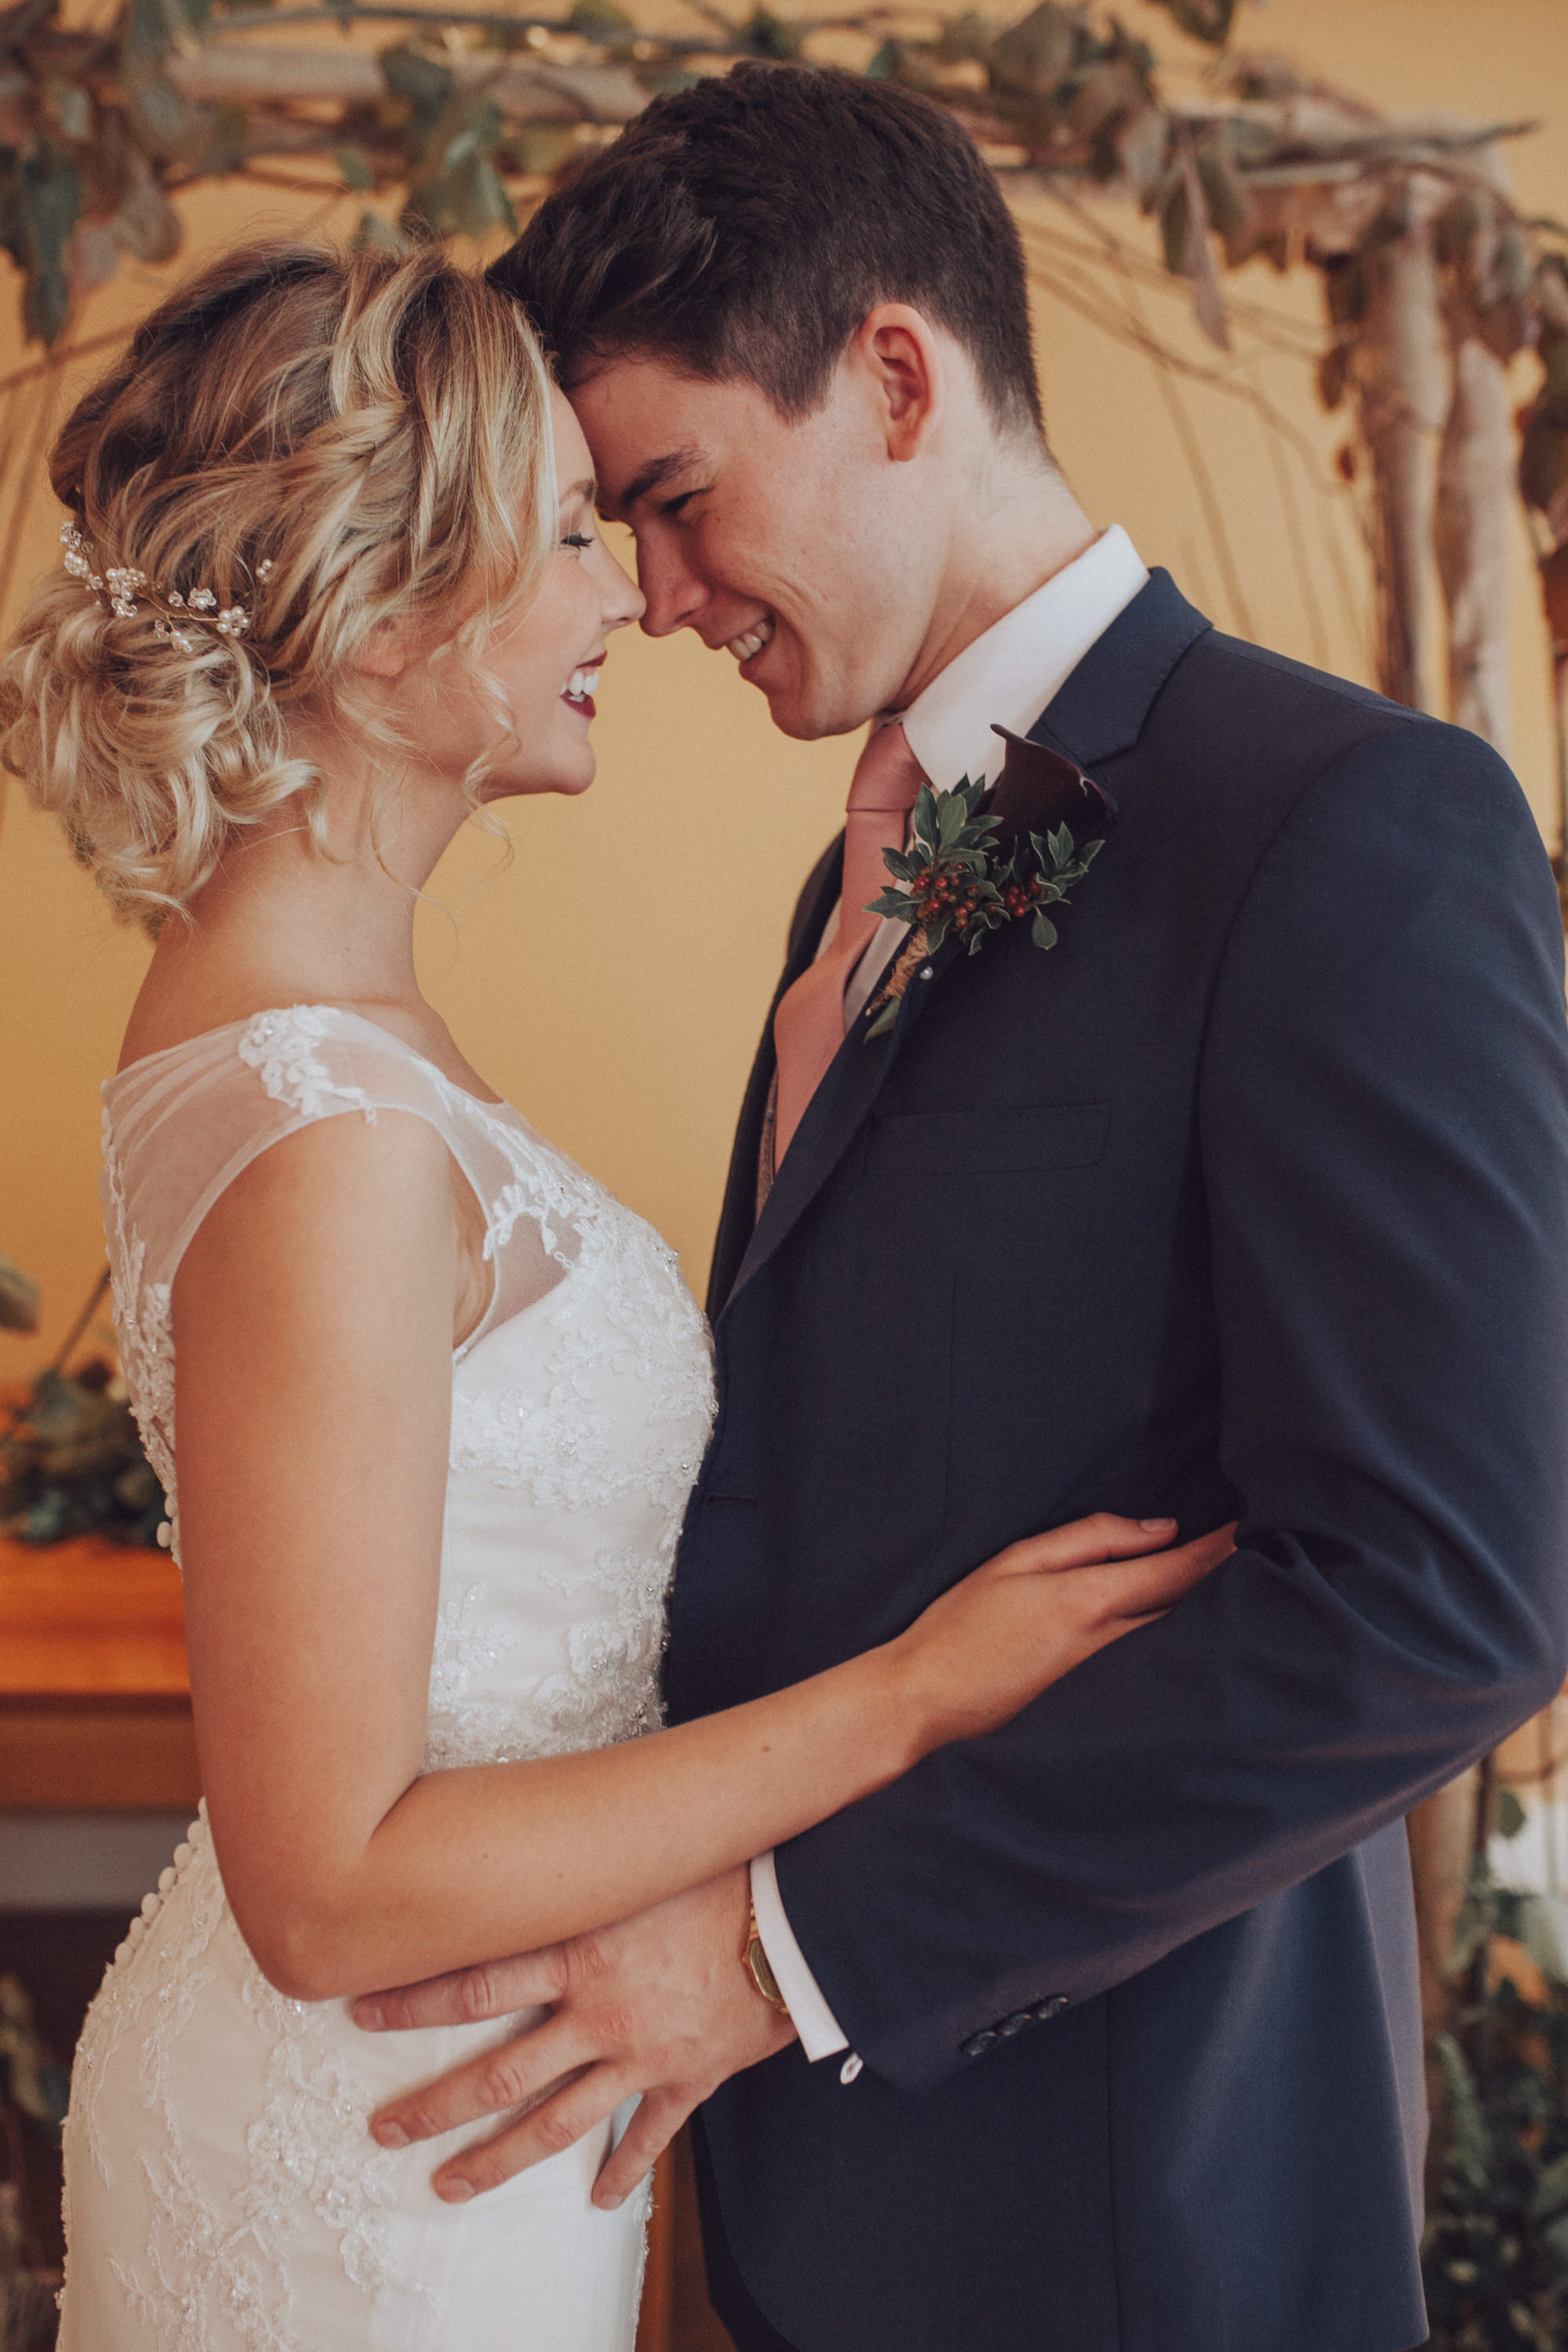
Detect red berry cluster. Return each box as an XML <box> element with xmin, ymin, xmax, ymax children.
<box><xmin>912</xmin><ymin>863</ymin><xmax>985</xmax><ymax>931</ymax></box>
<box><xmin>1000</xmin><ymin>873</ymin><xmax>1044</xmax><ymax>920</ymax></box>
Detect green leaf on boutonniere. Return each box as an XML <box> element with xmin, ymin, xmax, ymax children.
<box><xmin>859</xmin><ymin>776</ymin><xmax>1109</xmax><ymax>1041</ymax></box>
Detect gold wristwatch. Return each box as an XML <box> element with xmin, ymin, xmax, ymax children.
<box><xmin>742</xmin><ymin>1895</ymin><xmax>790</xmax><ymax>2013</ymax></box>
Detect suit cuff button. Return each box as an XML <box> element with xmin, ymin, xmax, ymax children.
<box><xmin>1029</xmin><ymin>1995</ymin><xmax>1069</xmax><ymax>2022</ymax></box>
<box><xmin>960</xmin><ymin>2028</ymin><xmax>999</xmax><ymax>2058</ymax></box>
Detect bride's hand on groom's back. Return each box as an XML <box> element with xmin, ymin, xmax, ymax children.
<box><xmin>894</xmin><ymin>1513</ymin><xmax>1237</xmax><ymax>1753</ymax></box>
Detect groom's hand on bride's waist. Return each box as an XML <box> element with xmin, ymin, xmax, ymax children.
<box><xmin>353</xmin><ymin>1864</ymin><xmax>797</xmax><ymax>2206</ymax></box>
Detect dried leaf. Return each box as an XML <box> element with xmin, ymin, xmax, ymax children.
<box><xmin>739</xmin><ymin>8</ymin><xmax>800</xmax><ymax>60</ymax></box>
<box><xmin>1536</xmin><ymin>256</ymin><xmax>1568</xmax><ymax>337</ymax></box>
<box><xmin>333</xmin><ymin>143</ymin><xmax>374</xmax><ymax>193</ymax></box>
<box><xmin>1178</xmin><ymin>144</ymin><xmax>1228</xmax><ymax>349</ymax></box>
<box><xmin>1146</xmin><ymin>0</ymin><xmax>1236</xmax><ymax>46</ymax></box>
<box><xmin>1117</xmin><ymin>103</ymin><xmax>1167</xmax><ymax>209</ymax></box>
<box><xmin>109</xmin><ymin>132</ymin><xmax>181</xmax><ymax>263</ymax></box>
<box><xmin>1196</xmin><ymin>127</ymin><xmax>1256</xmax><ymax>264</ymax></box>
<box><xmin>353</xmin><ymin>207</ymin><xmax>408</xmax><ymax>253</ymax></box>
<box><xmin>379</xmin><ymin>41</ymin><xmax>456</xmax><ymax>132</ymax></box>
<box><xmin>1520</xmin><ymin>411</ymin><xmax>1568</xmax><ymax>520</ymax></box>
<box><xmin>987</xmin><ymin>0</ymin><xmax>1077</xmax><ymax>99</ymax></box>
<box><xmin>126</xmin><ymin>69</ymin><xmax>208</xmax><ymax>164</ymax></box>
<box><xmin>1539</xmin><ymin>543</ymin><xmax>1568</xmax><ymax>648</ymax></box>
<box><xmin>43</xmin><ymin>75</ymin><xmax>90</xmax><ymax>140</ymax></box>
<box><xmin>67</xmin><ymin>216</ymin><xmax>118</xmax><ymax>295</ymax></box>
<box><xmin>0</xmin><ymin>1256</ymin><xmax>38</xmax><ymax>1334</ymax></box>
<box><xmin>567</xmin><ymin>0</ymin><xmax>633</xmax><ymax>33</ymax></box>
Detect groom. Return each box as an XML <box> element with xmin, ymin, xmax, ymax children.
<box><xmin>357</xmin><ymin>64</ymin><xmax>1568</xmax><ymax>2352</ymax></box>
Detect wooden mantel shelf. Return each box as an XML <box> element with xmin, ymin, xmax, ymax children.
<box><xmin>0</xmin><ymin>1535</ymin><xmax>199</xmax><ymax>1811</ymax></box>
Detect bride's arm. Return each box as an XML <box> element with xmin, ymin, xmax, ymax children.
<box><xmin>175</xmin><ymin>1112</ymin><xmax>1224</xmax><ymax>2005</ymax></box>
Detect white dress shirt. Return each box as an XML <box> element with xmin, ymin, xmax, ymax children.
<box><xmin>750</xmin><ymin>523</ymin><xmax>1150</xmax><ymax>2070</ymax></box>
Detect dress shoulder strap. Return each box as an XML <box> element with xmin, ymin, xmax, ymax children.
<box><xmin>100</xmin><ymin>1004</ymin><xmax>531</xmax><ymax>1299</ymax></box>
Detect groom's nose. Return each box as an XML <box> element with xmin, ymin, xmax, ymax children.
<box><xmin>634</xmin><ymin>535</ymin><xmax>709</xmax><ymax>639</ymax></box>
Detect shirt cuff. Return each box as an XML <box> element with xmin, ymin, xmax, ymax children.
<box><xmin>750</xmin><ymin>1851</ymin><xmax>849</xmax><ymax>2060</ymax></box>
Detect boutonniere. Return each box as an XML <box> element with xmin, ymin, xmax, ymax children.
<box><xmin>862</xmin><ymin>728</ymin><xmax>1114</xmax><ymax>1040</ymax></box>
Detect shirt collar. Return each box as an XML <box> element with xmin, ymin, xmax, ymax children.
<box><xmin>897</xmin><ymin>525</ymin><xmax>1149</xmax><ymax>796</ymax></box>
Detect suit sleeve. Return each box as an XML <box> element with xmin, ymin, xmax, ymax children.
<box><xmin>770</xmin><ymin>720</ymin><xmax>1568</xmax><ymax>2093</ymax></box>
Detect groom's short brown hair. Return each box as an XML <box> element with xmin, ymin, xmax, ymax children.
<box><xmin>491</xmin><ymin>64</ymin><xmax>1044</xmax><ymax>441</ymax></box>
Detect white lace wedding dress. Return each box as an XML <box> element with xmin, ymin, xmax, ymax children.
<box><xmin>56</xmin><ymin>1006</ymin><xmax>717</xmax><ymax>2352</ymax></box>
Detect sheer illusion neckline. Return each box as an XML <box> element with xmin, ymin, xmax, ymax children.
<box><xmin>110</xmin><ymin>1004</ymin><xmax>510</xmax><ymax>1115</ymax></box>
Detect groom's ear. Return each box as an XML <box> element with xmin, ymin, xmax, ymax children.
<box><xmin>851</xmin><ymin>304</ymin><xmax>943</xmax><ymax>465</ymax></box>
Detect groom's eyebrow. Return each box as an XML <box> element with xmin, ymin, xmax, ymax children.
<box><xmin>612</xmin><ymin>445</ymin><xmax>704</xmax><ymax>517</ymax></box>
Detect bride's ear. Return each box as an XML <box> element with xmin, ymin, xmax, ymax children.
<box><xmin>350</xmin><ymin>615</ymin><xmax>423</xmax><ymax>682</ymax></box>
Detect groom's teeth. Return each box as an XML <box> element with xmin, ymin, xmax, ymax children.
<box><xmin>728</xmin><ymin>618</ymin><xmax>774</xmax><ymax>662</ymax></box>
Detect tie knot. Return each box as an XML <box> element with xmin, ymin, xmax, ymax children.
<box><xmin>847</xmin><ymin>720</ymin><xmax>925</xmax><ymax>815</ymax></box>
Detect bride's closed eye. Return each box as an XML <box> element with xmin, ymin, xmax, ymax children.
<box><xmin>561</xmin><ymin>532</ymin><xmax>595</xmax><ymax>551</ymax></box>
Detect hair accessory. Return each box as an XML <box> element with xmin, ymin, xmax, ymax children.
<box><xmin>60</xmin><ymin>521</ymin><xmax>262</xmax><ymax>652</ymax></box>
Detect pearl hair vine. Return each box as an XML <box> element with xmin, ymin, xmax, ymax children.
<box><xmin>60</xmin><ymin>520</ymin><xmax>273</xmax><ymax>653</ymax></box>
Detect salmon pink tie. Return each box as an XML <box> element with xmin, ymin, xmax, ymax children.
<box><xmin>771</xmin><ymin>720</ymin><xmax>927</xmax><ymax>1167</ymax></box>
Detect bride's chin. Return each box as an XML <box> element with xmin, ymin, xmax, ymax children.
<box><xmin>475</xmin><ymin>760</ymin><xmax>596</xmax><ymax>804</ymax></box>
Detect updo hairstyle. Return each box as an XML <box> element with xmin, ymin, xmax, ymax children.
<box><xmin>0</xmin><ymin>240</ymin><xmax>555</xmax><ymax>922</ymax></box>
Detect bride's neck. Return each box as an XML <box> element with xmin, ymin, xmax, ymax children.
<box><xmin>132</xmin><ymin>724</ymin><xmax>466</xmax><ymax>1051</ymax></box>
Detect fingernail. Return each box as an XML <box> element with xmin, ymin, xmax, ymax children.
<box><xmin>1138</xmin><ymin>1517</ymin><xmax>1177</xmax><ymax>1530</ymax></box>
<box><xmin>358</xmin><ymin>2002</ymin><xmax>384</xmax><ymax>2031</ymax></box>
<box><xmin>373</xmin><ymin>2122</ymin><xmax>409</xmax><ymax>2149</ymax></box>
<box><xmin>437</xmin><ymin>2178</ymin><xmax>476</xmax><ymax>2203</ymax></box>
<box><xmin>599</xmin><ymin>2194</ymin><xmax>624</xmax><ymax>2211</ymax></box>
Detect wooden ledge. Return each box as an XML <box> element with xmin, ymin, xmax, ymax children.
<box><xmin>0</xmin><ymin>1534</ymin><xmax>198</xmax><ymax>1809</ymax></box>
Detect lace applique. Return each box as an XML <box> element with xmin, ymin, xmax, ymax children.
<box><xmin>101</xmin><ymin>1115</ymin><xmax>179</xmax><ymax>1561</ymax></box>
<box><xmin>238</xmin><ymin>1971</ymin><xmax>419</xmax><ymax>2311</ymax></box>
<box><xmin>448</xmin><ymin>1206</ymin><xmax>713</xmax><ymax>1514</ymax></box>
<box><xmin>423</xmin><ymin>1538</ymin><xmax>680</xmax><ymax>1773</ymax></box>
<box><xmin>236</xmin><ymin>1008</ymin><xmax>376</xmax><ymax>1124</ymax></box>
<box><xmin>428</xmin><ymin>1584</ymin><xmax>521</xmax><ymax>1714</ymax></box>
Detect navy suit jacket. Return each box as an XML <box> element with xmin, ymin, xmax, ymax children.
<box><xmin>666</xmin><ymin>574</ymin><xmax>1568</xmax><ymax>2352</ymax></box>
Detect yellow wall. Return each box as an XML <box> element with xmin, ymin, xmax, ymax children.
<box><xmin>4</xmin><ymin>0</ymin><xmax>1567</xmax><ymax>1376</ymax></box>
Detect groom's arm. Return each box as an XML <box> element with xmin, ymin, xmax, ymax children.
<box><xmin>764</xmin><ymin>717</ymin><xmax>1568</xmax><ymax>2091</ymax></box>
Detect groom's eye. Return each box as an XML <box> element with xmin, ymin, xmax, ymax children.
<box><xmin>659</xmin><ymin>488</ymin><xmax>706</xmax><ymax>519</ymax></box>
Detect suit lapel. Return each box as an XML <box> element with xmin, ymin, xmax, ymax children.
<box><xmin>710</xmin><ymin>572</ymin><xmax>1214</xmax><ymax>1323</ymax></box>
<box><xmin>706</xmin><ymin>833</ymin><xmax>844</xmax><ymax>1318</ymax></box>
<box><xmin>1025</xmin><ymin>568</ymin><xmax>1210</xmax><ymax>771</ymax></box>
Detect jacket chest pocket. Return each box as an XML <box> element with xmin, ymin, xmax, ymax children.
<box><xmin>863</xmin><ymin>1101</ymin><xmax>1111</xmax><ymax>1180</ymax></box>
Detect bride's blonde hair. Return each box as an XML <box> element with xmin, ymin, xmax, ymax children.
<box><xmin>0</xmin><ymin>238</ymin><xmax>555</xmax><ymax>923</ymax></box>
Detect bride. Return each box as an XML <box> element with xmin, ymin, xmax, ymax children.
<box><xmin>1</xmin><ymin>240</ymin><xmax>1227</xmax><ymax>2352</ymax></box>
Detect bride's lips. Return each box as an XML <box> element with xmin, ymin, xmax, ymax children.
<box><xmin>561</xmin><ymin>654</ymin><xmax>606</xmax><ymax>721</ymax></box>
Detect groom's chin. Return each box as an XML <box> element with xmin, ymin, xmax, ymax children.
<box><xmin>751</xmin><ymin>681</ymin><xmax>863</xmax><ymax>746</ymax></box>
